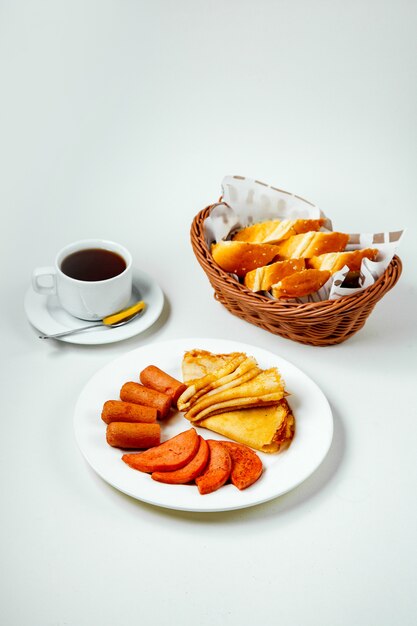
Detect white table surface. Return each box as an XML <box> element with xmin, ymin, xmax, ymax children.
<box><xmin>1</xmin><ymin>2</ymin><xmax>416</xmax><ymax>625</ymax></box>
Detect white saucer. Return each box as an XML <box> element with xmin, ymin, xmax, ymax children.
<box><xmin>24</xmin><ymin>268</ymin><xmax>164</xmax><ymax>345</ymax></box>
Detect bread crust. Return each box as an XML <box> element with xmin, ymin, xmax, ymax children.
<box><xmin>211</xmin><ymin>241</ymin><xmax>281</xmax><ymax>277</ymax></box>
<box><xmin>274</xmin><ymin>231</ymin><xmax>349</xmax><ymax>259</ymax></box>
<box><xmin>244</xmin><ymin>258</ymin><xmax>305</xmax><ymax>291</ymax></box>
<box><xmin>232</xmin><ymin>218</ymin><xmax>325</xmax><ymax>244</ymax></box>
<box><xmin>271</xmin><ymin>269</ymin><xmax>331</xmax><ymax>299</ymax></box>
<box><xmin>307</xmin><ymin>248</ymin><xmax>378</xmax><ymax>273</ymax></box>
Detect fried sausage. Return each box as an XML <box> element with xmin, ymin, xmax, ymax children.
<box><xmin>106</xmin><ymin>422</ymin><xmax>161</xmax><ymax>449</ymax></box>
<box><xmin>139</xmin><ymin>365</ymin><xmax>187</xmax><ymax>406</ymax></box>
<box><xmin>195</xmin><ymin>440</ymin><xmax>232</xmax><ymax>495</ymax></box>
<box><xmin>120</xmin><ymin>382</ymin><xmax>171</xmax><ymax>419</ymax></box>
<box><xmin>101</xmin><ymin>400</ymin><xmax>158</xmax><ymax>424</ymax></box>
<box><xmin>151</xmin><ymin>436</ymin><xmax>209</xmax><ymax>484</ymax></box>
<box><xmin>122</xmin><ymin>428</ymin><xmax>199</xmax><ymax>473</ymax></box>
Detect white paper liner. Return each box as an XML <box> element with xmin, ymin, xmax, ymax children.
<box><xmin>203</xmin><ymin>176</ymin><xmax>404</xmax><ymax>302</ymax></box>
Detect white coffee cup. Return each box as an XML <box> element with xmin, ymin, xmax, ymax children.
<box><xmin>32</xmin><ymin>239</ymin><xmax>133</xmax><ymax>321</ymax></box>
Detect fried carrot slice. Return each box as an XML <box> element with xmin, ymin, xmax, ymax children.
<box><xmin>220</xmin><ymin>441</ymin><xmax>263</xmax><ymax>490</ymax></box>
<box><xmin>122</xmin><ymin>428</ymin><xmax>199</xmax><ymax>473</ymax></box>
<box><xmin>195</xmin><ymin>440</ymin><xmax>232</xmax><ymax>495</ymax></box>
<box><xmin>151</xmin><ymin>436</ymin><xmax>209</xmax><ymax>484</ymax></box>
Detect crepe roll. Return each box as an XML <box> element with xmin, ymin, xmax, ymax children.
<box><xmin>197</xmin><ymin>399</ymin><xmax>295</xmax><ymax>454</ymax></box>
<box><xmin>185</xmin><ymin>368</ymin><xmax>286</xmax><ymax>422</ymax></box>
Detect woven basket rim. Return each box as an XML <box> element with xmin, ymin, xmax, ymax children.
<box><xmin>191</xmin><ymin>204</ymin><xmax>402</xmax><ymax>314</ymax></box>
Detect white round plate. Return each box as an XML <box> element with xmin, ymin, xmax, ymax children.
<box><xmin>74</xmin><ymin>338</ymin><xmax>333</xmax><ymax>512</ymax></box>
<box><xmin>24</xmin><ymin>268</ymin><xmax>164</xmax><ymax>345</ymax></box>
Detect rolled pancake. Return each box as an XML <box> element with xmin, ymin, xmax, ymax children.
<box><xmin>178</xmin><ymin>356</ymin><xmax>260</xmax><ymax>411</ymax></box>
<box><xmin>181</xmin><ymin>350</ymin><xmax>241</xmax><ymax>382</ymax></box>
<box><xmin>177</xmin><ymin>353</ymin><xmax>247</xmax><ymax>410</ymax></box>
<box><xmin>185</xmin><ymin>368</ymin><xmax>286</xmax><ymax>422</ymax></box>
<box><xmin>180</xmin><ymin>349</ymin><xmax>295</xmax><ymax>453</ymax></box>
<box><xmin>195</xmin><ymin>399</ymin><xmax>295</xmax><ymax>454</ymax></box>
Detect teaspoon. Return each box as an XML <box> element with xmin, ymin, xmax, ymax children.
<box><xmin>38</xmin><ymin>300</ymin><xmax>146</xmax><ymax>339</ymax></box>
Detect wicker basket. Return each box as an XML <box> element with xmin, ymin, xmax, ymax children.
<box><xmin>191</xmin><ymin>205</ymin><xmax>403</xmax><ymax>346</ymax></box>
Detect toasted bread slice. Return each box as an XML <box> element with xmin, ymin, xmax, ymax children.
<box><xmin>244</xmin><ymin>258</ymin><xmax>305</xmax><ymax>292</ymax></box>
<box><xmin>232</xmin><ymin>218</ymin><xmax>325</xmax><ymax>244</ymax></box>
<box><xmin>273</xmin><ymin>231</ymin><xmax>349</xmax><ymax>259</ymax></box>
<box><xmin>211</xmin><ymin>241</ymin><xmax>281</xmax><ymax>277</ymax></box>
<box><xmin>307</xmin><ymin>248</ymin><xmax>378</xmax><ymax>273</ymax></box>
<box><xmin>271</xmin><ymin>269</ymin><xmax>331</xmax><ymax>299</ymax></box>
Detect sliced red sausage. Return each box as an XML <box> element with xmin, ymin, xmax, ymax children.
<box><xmin>195</xmin><ymin>440</ymin><xmax>232</xmax><ymax>495</ymax></box>
<box><xmin>151</xmin><ymin>436</ymin><xmax>209</xmax><ymax>484</ymax></box>
<box><xmin>122</xmin><ymin>428</ymin><xmax>199</xmax><ymax>473</ymax></box>
<box><xmin>220</xmin><ymin>441</ymin><xmax>263</xmax><ymax>490</ymax></box>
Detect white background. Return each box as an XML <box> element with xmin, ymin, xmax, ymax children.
<box><xmin>1</xmin><ymin>1</ymin><xmax>416</xmax><ymax>625</ymax></box>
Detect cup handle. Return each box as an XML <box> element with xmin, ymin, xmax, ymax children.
<box><xmin>32</xmin><ymin>267</ymin><xmax>57</xmax><ymax>295</ymax></box>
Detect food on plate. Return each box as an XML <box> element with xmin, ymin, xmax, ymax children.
<box><xmin>270</xmin><ymin>269</ymin><xmax>331</xmax><ymax>299</ymax></box>
<box><xmin>139</xmin><ymin>365</ymin><xmax>187</xmax><ymax>406</ymax></box>
<box><xmin>273</xmin><ymin>231</ymin><xmax>349</xmax><ymax>259</ymax></box>
<box><xmin>307</xmin><ymin>248</ymin><xmax>379</xmax><ymax>273</ymax></box>
<box><xmin>122</xmin><ymin>428</ymin><xmax>200</xmax><ymax>472</ymax></box>
<box><xmin>120</xmin><ymin>381</ymin><xmax>171</xmax><ymax>419</ymax></box>
<box><xmin>151</xmin><ymin>436</ymin><xmax>210</xmax><ymax>484</ymax></box>
<box><xmin>121</xmin><ymin>428</ymin><xmax>264</xmax><ymax>493</ymax></box>
<box><xmin>220</xmin><ymin>441</ymin><xmax>263</xmax><ymax>490</ymax></box>
<box><xmin>106</xmin><ymin>422</ymin><xmax>161</xmax><ymax>449</ymax></box>
<box><xmin>184</xmin><ymin>368</ymin><xmax>286</xmax><ymax>423</ymax></box>
<box><xmin>211</xmin><ymin>240</ymin><xmax>281</xmax><ymax>277</ymax></box>
<box><xmin>243</xmin><ymin>258</ymin><xmax>305</xmax><ymax>292</ymax></box>
<box><xmin>181</xmin><ymin>349</ymin><xmax>234</xmax><ymax>382</ymax></box>
<box><xmin>195</xmin><ymin>440</ymin><xmax>232</xmax><ymax>495</ymax></box>
<box><xmin>101</xmin><ymin>400</ymin><xmax>158</xmax><ymax>424</ymax></box>
<box><xmin>179</xmin><ymin>349</ymin><xmax>295</xmax><ymax>453</ymax></box>
<box><xmin>178</xmin><ymin>353</ymin><xmax>260</xmax><ymax>412</ymax></box>
<box><xmin>197</xmin><ymin>401</ymin><xmax>294</xmax><ymax>454</ymax></box>
<box><xmin>232</xmin><ymin>218</ymin><xmax>325</xmax><ymax>244</ymax></box>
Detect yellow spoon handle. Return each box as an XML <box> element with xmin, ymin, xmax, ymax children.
<box><xmin>102</xmin><ymin>300</ymin><xmax>146</xmax><ymax>326</ymax></box>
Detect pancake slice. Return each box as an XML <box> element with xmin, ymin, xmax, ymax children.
<box><xmin>196</xmin><ymin>399</ymin><xmax>295</xmax><ymax>454</ymax></box>
<box><xmin>179</xmin><ymin>349</ymin><xmax>295</xmax><ymax>453</ymax></box>
<box><xmin>178</xmin><ymin>356</ymin><xmax>261</xmax><ymax>412</ymax></box>
<box><xmin>185</xmin><ymin>368</ymin><xmax>286</xmax><ymax>422</ymax></box>
<box><xmin>177</xmin><ymin>352</ymin><xmax>246</xmax><ymax>410</ymax></box>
